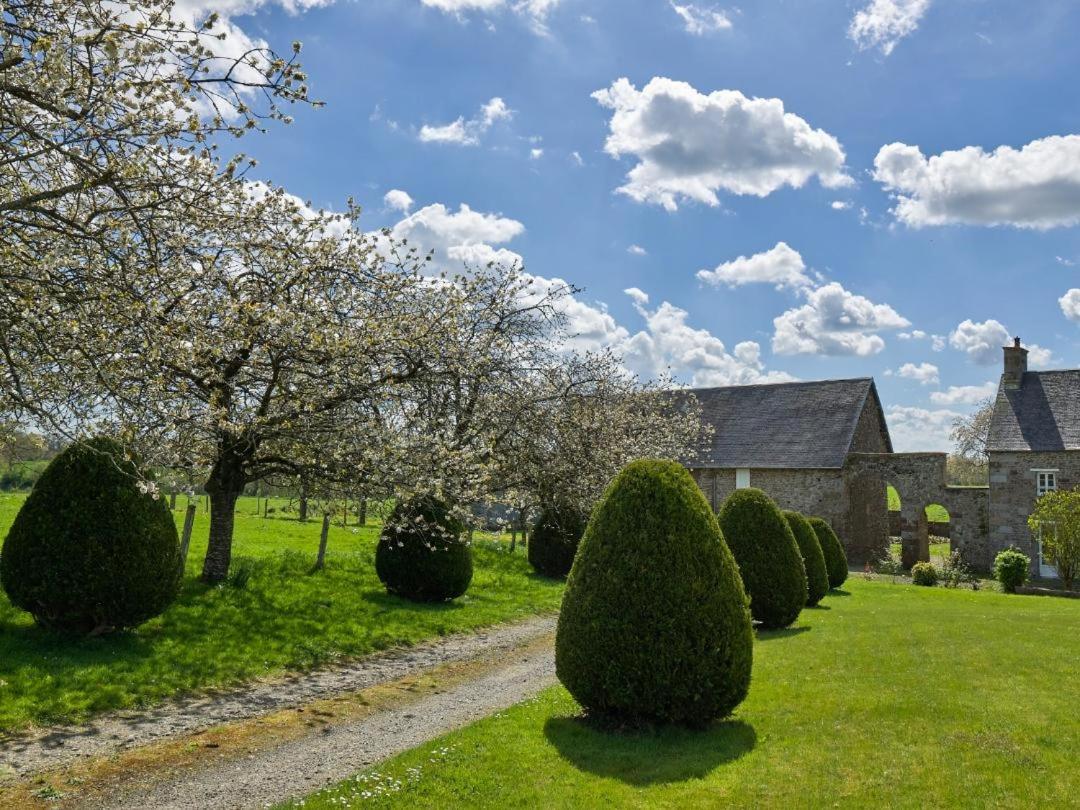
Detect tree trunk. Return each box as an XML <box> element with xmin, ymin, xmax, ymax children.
<box><xmin>178</xmin><ymin>503</ymin><xmax>197</xmax><ymax>577</ymax></box>
<box><xmin>299</xmin><ymin>486</ymin><xmax>309</xmax><ymax>522</ymax></box>
<box><xmin>359</xmin><ymin>499</ymin><xmax>367</xmax><ymax>526</ymax></box>
<box><xmin>314</xmin><ymin>513</ymin><xmax>331</xmax><ymax>571</ymax></box>
<box><xmin>169</xmin><ymin>492</ymin><xmax>177</xmax><ymax>510</ymax></box>
<box><xmin>202</xmin><ymin>489</ymin><xmax>240</xmax><ymax>582</ymax></box>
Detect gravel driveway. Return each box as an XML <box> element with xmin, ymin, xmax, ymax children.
<box><xmin>1</xmin><ymin>615</ymin><xmax>557</xmax><ymax>808</ymax></box>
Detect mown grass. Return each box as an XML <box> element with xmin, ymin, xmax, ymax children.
<box><xmin>0</xmin><ymin>493</ymin><xmax>562</xmax><ymax>733</ymax></box>
<box><xmin>291</xmin><ymin>578</ymin><xmax>1079</xmax><ymax>809</ymax></box>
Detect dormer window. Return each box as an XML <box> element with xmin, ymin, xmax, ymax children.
<box><xmin>1035</xmin><ymin>470</ymin><xmax>1057</xmax><ymax>496</ymax></box>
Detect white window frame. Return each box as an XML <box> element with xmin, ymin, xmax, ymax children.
<box><xmin>1036</xmin><ymin>521</ymin><xmax>1060</xmax><ymax>579</ymax></box>
<box><xmin>735</xmin><ymin>468</ymin><xmax>750</xmax><ymax>490</ymax></box>
<box><xmin>1033</xmin><ymin>469</ymin><xmax>1058</xmax><ymax>497</ymax></box>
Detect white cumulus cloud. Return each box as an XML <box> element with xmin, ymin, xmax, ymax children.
<box><xmin>897</xmin><ymin>362</ymin><xmax>939</xmax><ymax>385</ymax></box>
<box><xmin>622</xmin><ymin>290</ymin><xmax>795</xmax><ymax>387</ymax></box>
<box><xmin>874</xmin><ymin>136</ymin><xmax>1080</xmax><ymax>229</ymax></box>
<box><xmin>592</xmin><ymin>77</ymin><xmax>851</xmax><ymax>211</ymax></box>
<box><xmin>669</xmin><ymin>2</ymin><xmax>732</xmax><ymax>35</ymax></box>
<box><xmin>886</xmin><ymin>405</ymin><xmax>960</xmax><ymax>452</ymax></box>
<box><xmin>420</xmin><ymin>0</ymin><xmax>561</xmax><ymax>32</ymax></box>
<box><xmin>1060</xmin><ymin>289</ymin><xmax>1080</xmax><ymax>322</ymax></box>
<box><xmin>419</xmin><ymin>97</ymin><xmax>512</xmax><ymax>146</ymax></box>
<box><xmin>696</xmin><ymin>242</ymin><xmax>812</xmax><ymax>291</ymax></box>
<box><xmin>949</xmin><ymin>319</ymin><xmax>1054</xmax><ymax>368</ymax></box>
<box><xmin>772</xmin><ymin>282</ymin><xmax>910</xmax><ymax>357</ymax></box>
<box><xmin>930</xmin><ymin>382</ymin><xmax>996</xmax><ymax>406</ymax></box>
<box><xmin>383</xmin><ymin>189</ymin><xmax>414</xmax><ymax>213</ymax></box>
<box><xmin>386</xmin><ymin>202</ymin><xmax>525</xmax><ymax>270</ymax></box>
<box><xmin>849</xmin><ymin>0</ymin><xmax>931</xmax><ymax>55</ymax></box>
<box><xmin>627</xmin><ymin>244</ymin><xmax>648</xmax><ymax>256</ymax></box>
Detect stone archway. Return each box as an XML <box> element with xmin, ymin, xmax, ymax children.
<box><xmin>847</xmin><ymin>453</ymin><xmax>989</xmax><ymax>570</ymax></box>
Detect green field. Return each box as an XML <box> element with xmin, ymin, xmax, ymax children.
<box><xmin>292</xmin><ymin>578</ymin><xmax>1080</xmax><ymax>809</ymax></box>
<box><xmin>0</xmin><ymin>493</ymin><xmax>562</xmax><ymax>732</ymax></box>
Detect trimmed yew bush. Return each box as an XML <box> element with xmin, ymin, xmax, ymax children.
<box><xmin>783</xmin><ymin>510</ymin><xmax>829</xmax><ymax>607</ymax></box>
<box><xmin>555</xmin><ymin>459</ymin><xmax>753</xmax><ymax>728</ymax></box>
<box><xmin>376</xmin><ymin>496</ymin><xmax>472</xmax><ymax>602</ymax></box>
<box><xmin>718</xmin><ymin>489</ymin><xmax>807</xmax><ymax>629</ymax></box>
<box><xmin>911</xmin><ymin>561</ymin><xmax>938</xmax><ymax>586</ymax></box>
<box><xmin>808</xmin><ymin>516</ymin><xmax>848</xmax><ymax>589</ymax></box>
<box><xmin>528</xmin><ymin>504</ymin><xmax>586</xmax><ymax>579</ymax></box>
<box><xmin>0</xmin><ymin>437</ymin><xmax>181</xmax><ymax>634</ymax></box>
<box><xmin>993</xmin><ymin>547</ymin><xmax>1031</xmax><ymax>593</ymax></box>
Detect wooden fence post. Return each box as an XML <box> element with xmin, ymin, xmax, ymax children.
<box><xmin>178</xmin><ymin>502</ymin><xmax>197</xmax><ymax>577</ymax></box>
<box><xmin>314</xmin><ymin>513</ymin><xmax>331</xmax><ymax>571</ymax></box>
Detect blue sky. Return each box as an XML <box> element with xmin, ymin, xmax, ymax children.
<box><xmin>193</xmin><ymin>0</ymin><xmax>1080</xmax><ymax>450</ymax></box>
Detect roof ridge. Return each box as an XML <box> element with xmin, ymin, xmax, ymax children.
<box><xmin>688</xmin><ymin>377</ymin><xmax>872</xmax><ymax>394</ymax></box>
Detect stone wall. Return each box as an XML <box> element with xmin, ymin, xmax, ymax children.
<box><xmin>690</xmin><ymin>467</ymin><xmax>856</xmax><ymax>559</ymax></box>
<box><xmin>988</xmin><ymin>450</ymin><xmax>1080</xmax><ymax>577</ymax></box>
<box><xmin>845</xmin><ymin>453</ymin><xmax>990</xmax><ymax>571</ymax></box>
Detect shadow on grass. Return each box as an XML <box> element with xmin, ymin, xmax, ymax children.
<box><xmin>755</xmin><ymin>625</ymin><xmax>810</xmax><ymax>642</ymax></box>
<box><xmin>828</xmin><ymin>589</ymin><xmax>852</xmax><ymax>597</ymax></box>
<box><xmin>543</xmin><ymin>715</ymin><xmax>756</xmax><ymax>786</ymax></box>
<box><xmin>360</xmin><ymin>590</ymin><xmax>467</xmax><ymax>613</ymax></box>
<box><xmin>806</xmin><ymin>603</ymin><xmax>831</xmax><ymax>610</ymax></box>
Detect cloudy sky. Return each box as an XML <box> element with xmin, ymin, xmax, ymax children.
<box><xmin>206</xmin><ymin>0</ymin><xmax>1080</xmax><ymax>451</ymax></box>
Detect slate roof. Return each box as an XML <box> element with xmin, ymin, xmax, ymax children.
<box><xmin>987</xmin><ymin>370</ymin><xmax>1080</xmax><ymax>452</ymax></box>
<box><xmin>686</xmin><ymin>378</ymin><xmax>891</xmax><ymax>470</ymax></box>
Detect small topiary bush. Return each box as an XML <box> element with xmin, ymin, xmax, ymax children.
<box><xmin>0</xmin><ymin>437</ymin><xmax>181</xmax><ymax>634</ymax></box>
<box><xmin>556</xmin><ymin>459</ymin><xmax>753</xmax><ymax>728</ymax></box>
<box><xmin>911</xmin><ymin>561</ymin><xmax>938</xmax><ymax>586</ymax></box>
<box><xmin>808</xmin><ymin>516</ymin><xmax>848</xmax><ymax>589</ymax></box>
<box><xmin>528</xmin><ymin>503</ymin><xmax>586</xmax><ymax>579</ymax></box>
<box><xmin>993</xmin><ymin>547</ymin><xmax>1031</xmax><ymax>593</ymax></box>
<box><xmin>783</xmin><ymin>510</ymin><xmax>829</xmax><ymax>607</ymax></box>
<box><xmin>718</xmin><ymin>488</ymin><xmax>807</xmax><ymax>629</ymax></box>
<box><xmin>376</xmin><ymin>496</ymin><xmax>473</xmax><ymax>602</ymax></box>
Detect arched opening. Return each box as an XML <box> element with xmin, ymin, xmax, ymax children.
<box><xmin>925</xmin><ymin>503</ymin><xmax>951</xmax><ymax>564</ymax></box>
<box><xmin>887</xmin><ymin>484</ymin><xmax>901</xmax><ymax>560</ymax></box>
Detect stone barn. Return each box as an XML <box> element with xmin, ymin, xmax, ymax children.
<box><xmin>686</xmin><ymin>378</ymin><xmax>892</xmax><ymax>564</ymax></box>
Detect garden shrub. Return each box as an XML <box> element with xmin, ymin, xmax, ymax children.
<box><xmin>528</xmin><ymin>503</ymin><xmax>586</xmax><ymax>579</ymax></box>
<box><xmin>808</xmin><ymin>516</ymin><xmax>848</xmax><ymax>589</ymax></box>
<box><xmin>555</xmin><ymin>459</ymin><xmax>753</xmax><ymax>728</ymax></box>
<box><xmin>911</xmin><ymin>561</ymin><xmax>938</xmax><ymax>586</ymax></box>
<box><xmin>376</xmin><ymin>496</ymin><xmax>473</xmax><ymax>602</ymax></box>
<box><xmin>0</xmin><ymin>437</ymin><xmax>181</xmax><ymax>634</ymax></box>
<box><xmin>783</xmin><ymin>510</ymin><xmax>829</xmax><ymax>607</ymax></box>
<box><xmin>718</xmin><ymin>488</ymin><xmax>807</xmax><ymax>629</ymax></box>
<box><xmin>993</xmin><ymin>547</ymin><xmax>1031</xmax><ymax>593</ymax></box>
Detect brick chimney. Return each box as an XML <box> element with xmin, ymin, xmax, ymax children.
<box><xmin>1003</xmin><ymin>336</ymin><xmax>1028</xmax><ymax>389</ymax></box>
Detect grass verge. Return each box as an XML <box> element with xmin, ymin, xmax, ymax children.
<box><xmin>0</xmin><ymin>493</ymin><xmax>562</xmax><ymax>733</ymax></box>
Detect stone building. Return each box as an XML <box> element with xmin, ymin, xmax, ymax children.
<box><xmin>986</xmin><ymin>339</ymin><xmax>1080</xmax><ymax>578</ymax></box>
<box><xmin>685</xmin><ymin>339</ymin><xmax>1073</xmax><ymax>578</ymax></box>
<box><xmin>686</xmin><ymin>378</ymin><xmax>893</xmax><ymax>564</ymax></box>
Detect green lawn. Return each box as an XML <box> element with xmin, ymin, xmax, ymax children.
<box><xmin>0</xmin><ymin>493</ymin><xmax>562</xmax><ymax>732</ymax></box>
<box><xmin>292</xmin><ymin>578</ymin><xmax>1080</xmax><ymax>809</ymax></box>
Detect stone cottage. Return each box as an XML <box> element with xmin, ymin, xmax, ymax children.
<box><xmin>686</xmin><ymin>378</ymin><xmax>892</xmax><ymax>564</ymax></box>
<box><xmin>986</xmin><ymin>339</ymin><xmax>1080</xmax><ymax>578</ymax></box>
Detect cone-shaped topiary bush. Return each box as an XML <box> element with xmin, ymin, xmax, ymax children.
<box><xmin>783</xmin><ymin>510</ymin><xmax>829</xmax><ymax>607</ymax></box>
<box><xmin>376</xmin><ymin>496</ymin><xmax>472</xmax><ymax>602</ymax></box>
<box><xmin>808</xmin><ymin>516</ymin><xmax>848</xmax><ymax>589</ymax></box>
<box><xmin>555</xmin><ymin>459</ymin><xmax>753</xmax><ymax>728</ymax></box>
<box><xmin>528</xmin><ymin>503</ymin><xmax>586</xmax><ymax>579</ymax></box>
<box><xmin>718</xmin><ymin>488</ymin><xmax>807</xmax><ymax>629</ymax></box>
<box><xmin>1</xmin><ymin>437</ymin><xmax>181</xmax><ymax>634</ymax></box>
